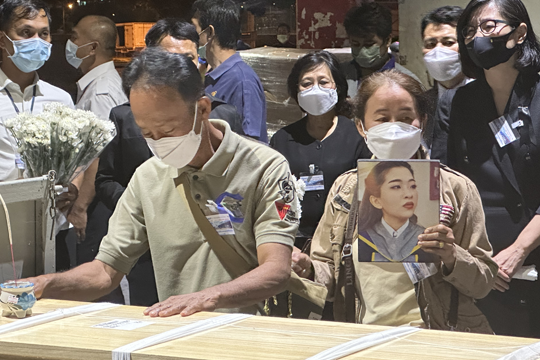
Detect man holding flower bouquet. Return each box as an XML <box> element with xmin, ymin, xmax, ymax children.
<box><xmin>27</xmin><ymin>48</ymin><xmax>299</xmax><ymax>317</ymax></box>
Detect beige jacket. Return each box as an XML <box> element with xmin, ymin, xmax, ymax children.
<box><xmin>311</xmin><ymin>165</ymin><xmax>498</xmax><ymax>333</ymax></box>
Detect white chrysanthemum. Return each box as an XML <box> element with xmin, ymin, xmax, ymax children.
<box><xmin>291</xmin><ymin>174</ymin><xmax>304</xmax><ymax>221</ymax></box>
<box><xmin>3</xmin><ymin>103</ymin><xmax>116</xmax><ymax>184</ymax></box>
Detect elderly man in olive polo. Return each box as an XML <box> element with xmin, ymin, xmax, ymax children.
<box><xmin>27</xmin><ymin>47</ymin><xmax>298</xmax><ymax>317</ymax></box>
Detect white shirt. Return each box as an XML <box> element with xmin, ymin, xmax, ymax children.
<box><xmin>0</xmin><ymin>68</ymin><xmax>74</xmax><ymax>181</ymax></box>
<box><xmin>381</xmin><ymin>218</ymin><xmax>409</xmax><ymax>238</ymax></box>
<box><xmin>437</xmin><ymin>77</ymin><xmax>473</xmax><ymax>100</ymax></box>
<box><xmin>76</xmin><ymin>61</ymin><xmax>128</xmax><ymax>120</ymax></box>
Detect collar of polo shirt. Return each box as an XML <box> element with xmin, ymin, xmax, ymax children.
<box><xmin>171</xmin><ymin>119</ymin><xmax>239</xmax><ymax>179</ymax></box>
<box><xmin>207</xmin><ymin>53</ymin><xmax>244</xmax><ymax>81</ymax></box>
<box><xmin>0</xmin><ymin>68</ymin><xmax>42</xmax><ymax>95</ymax></box>
<box><xmin>77</xmin><ymin>61</ymin><xmax>116</xmax><ymax>93</ymax></box>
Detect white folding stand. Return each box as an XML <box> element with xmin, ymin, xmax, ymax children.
<box><xmin>0</xmin><ymin>175</ymin><xmax>56</xmax><ymax>279</ymax></box>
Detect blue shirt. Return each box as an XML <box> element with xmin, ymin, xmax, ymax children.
<box><xmin>205</xmin><ymin>53</ymin><xmax>267</xmax><ymax>142</ymax></box>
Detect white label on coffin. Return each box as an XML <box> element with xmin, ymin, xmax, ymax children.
<box><xmin>92</xmin><ymin>319</ymin><xmax>154</xmax><ymax>331</ymax></box>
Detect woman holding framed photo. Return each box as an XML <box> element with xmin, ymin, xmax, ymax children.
<box><xmin>292</xmin><ymin>70</ymin><xmax>497</xmax><ymax>332</ymax></box>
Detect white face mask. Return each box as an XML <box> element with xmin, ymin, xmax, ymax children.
<box><xmin>362</xmin><ymin>122</ymin><xmax>422</xmax><ymax>159</ymax></box>
<box><xmin>423</xmin><ymin>47</ymin><xmax>462</xmax><ymax>82</ymax></box>
<box><xmin>65</xmin><ymin>39</ymin><xmax>94</xmax><ymax>69</ymax></box>
<box><xmin>297</xmin><ymin>85</ymin><xmax>338</xmax><ymax>116</ymax></box>
<box><xmin>145</xmin><ymin>103</ymin><xmax>202</xmax><ymax>169</ymax></box>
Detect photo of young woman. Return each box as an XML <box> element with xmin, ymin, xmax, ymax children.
<box><xmin>357</xmin><ymin>161</ymin><xmax>438</xmax><ymax>262</ymax></box>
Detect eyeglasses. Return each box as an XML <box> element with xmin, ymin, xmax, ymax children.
<box><xmin>298</xmin><ymin>80</ymin><xmax>335</xmax><ymax>91</ymax></box>
<box><xmin>462</xmin><ymin>19</ymin><xmax>517</xmax><ymax>41</ymax></box>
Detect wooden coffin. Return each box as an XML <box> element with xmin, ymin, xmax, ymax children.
<box><xmin>0</xmin><ymin>299</ymin><xmax>537</xmax><ymax>360</ymax></box>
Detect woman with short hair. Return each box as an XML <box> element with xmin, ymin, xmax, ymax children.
<box><xmin>270</xmin><ymin>51</ymin><xmax>370</xmax><ymax>249</ymax></box>
<box><xmin>292</xmin><ymin>70</ymin><xmax>497</xmax><ymax>332</ymax></box>
<box><xmin>447</xmin><ymin>0</ymin><xmax>540</xmax><ymax>337</ymax></box>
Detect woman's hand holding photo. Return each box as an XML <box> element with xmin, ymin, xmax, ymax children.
<box><xmin>418</xmin><ymin>225</ymin><xmax>456</xmax><ymax>271</ymax></box>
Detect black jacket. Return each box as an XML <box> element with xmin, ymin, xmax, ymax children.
<box><xmin>430</xmin><ymin>86</ymin><xmax>459</xmax><ymax>164</ymax></box>
<box><xmin>447</xmin><ymin>73</ymin><xmax>540</xmax><ymax>222</ymax></box>
<box><xmin>95</xmin><ymin>95</ymin><xmax>244</xmax><ymax>210</ymax></box>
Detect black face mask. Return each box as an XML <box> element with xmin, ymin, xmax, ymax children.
<box><xmin>466</xmin><ymin>29</ymin><xmax>517</xmax><ymax>70</ymax></box>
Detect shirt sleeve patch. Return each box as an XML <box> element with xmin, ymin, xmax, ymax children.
<box><xmin>278</xmin><ymin>173</ymin><xmax>296</xmax><ymax>203</ymax></box>
<box><xmin>275</xmin><ymin>201</ymin><xmax>291</xmax><ymax>220</ymax></box>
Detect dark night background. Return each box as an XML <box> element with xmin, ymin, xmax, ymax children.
<box><xmin>43</xmin><ymin>0</ymin><xmax>296</xmax><ymax>31</ymax></box>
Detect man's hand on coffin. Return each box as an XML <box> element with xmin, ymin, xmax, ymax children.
<box><xmin>144</xmin><ymin>290</ymin><xmax>219</xmax><ymax>318</ymax></box>
<box><xmin>23</xmin><ymin>275</ymin><xmax>48</xmax><ymax>299</ymax></box>
<box><xmin>417</xmin><ymin>224</ymin><xmax>456</xmax><ymax>271</ymax></box>
<box><xmin>56</xmin><ymin>182</ymin><xmax>79</xmax><ymax>213</ymax></box>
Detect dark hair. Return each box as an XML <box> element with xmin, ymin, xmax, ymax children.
<box><xmin>358</xmin><ymin>161</ymin><xmax>416</xmax><ymax>231</ymax></box>
<box><xmin>277</xmin><ymin>23</ymin><xmax>290</xmax><ymax>33</ymax></box>
<box><xmin>192</xmin><ymin>0</ymin><xmax>240</xmax><ymax>50</ymax></box>
<box><xmin>354</xmin><ymin>70</ymin><xmax>430</xmax><ymax>126</ymax></box>
<box><xmin>421</xmin><ymin>6</ymin><xmax>463</xmax><ymax>37</ymax></box>
<box><xmin>287</xmin><ymin>51</ymin><xmax>349</xmax><ymax>116</ymax></box>
<box><xmin>122</xmin><ymin>47</ymin><xmax>204</xmax><ymax>106</ymax></box>
<box><xmin>457</xmin><ymin>0</ymin><xmax>540</xmax><ymax>78</ymax></box>
<box><xmin>344</xmin><ymin>3</ymin><xmax>392</xmax><ymax>41</ymax></box>
<box><xmin>0</xmin><ymin>0</ymin><xmax>51</xmax><ymax>32</ymax></box>
<box><xmin>145</xmin><ymin>18</ymin><xmax>199</xmax><ymax>48</ymax></box>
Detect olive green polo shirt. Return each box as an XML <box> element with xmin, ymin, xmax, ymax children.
<box><xmin>95</xmin><ymin>120</ymin><xmax>298</xmax><ymax>313</ymax></box>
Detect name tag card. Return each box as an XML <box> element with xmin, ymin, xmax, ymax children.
<box><xmin>489</xmin><ymin>115</ymin><xmax>520</xmax><ymax>148</ymax></box>
<box><xmin>206</xmin><ymin>214</ymin><xmax>235</xmax><ymax>236</ymax></box>
<box><xmin>300</xmin><ymin>174</ymin><xmax>324</xmax><ymax>192</ymax></box>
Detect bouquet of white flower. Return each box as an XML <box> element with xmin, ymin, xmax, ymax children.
<box><xmin>4</xmin><ymin>103</ymin><xmax>116</xmax><ymax>185</ymax></box>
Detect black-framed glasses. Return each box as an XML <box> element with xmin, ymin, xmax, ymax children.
<box><xmin>462</xmin><ymin>19</ymin><xmax>517</xmax><ymax>40</ymax></box>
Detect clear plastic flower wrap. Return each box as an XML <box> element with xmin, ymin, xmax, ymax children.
<box><xmin>3</xmin><ymin>103</ymin><xmax>116</xmax><ymax>186</ymax></box>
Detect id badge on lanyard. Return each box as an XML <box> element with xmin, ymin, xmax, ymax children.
<box><xmin>4</xmin><ymin>86</ymin><xmax>37</xmax><ymax>172</ymax></box>
<box><xmin>300</xmin><ymin>164</ymin><xmax>324</xmax><ymax>192</ymax></box>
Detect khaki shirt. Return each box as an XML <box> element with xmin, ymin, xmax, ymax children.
<box><xmin>311</xmin><ymin>165</ymin><xmax>497</xmax><ymax>333</ymax></box>
<box><xmin>96</xmin><ymin>120</ymin><xmax>298</xmax><ymax>313</ymax></box>
<box><xmin>352</xmin><ymin>254</ymin><xmax>423</xmax><ymax>327</ymax></box>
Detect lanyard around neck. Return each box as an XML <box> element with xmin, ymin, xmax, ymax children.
<box><xmin>4</xmin><ymin>85</ymin><xmax>37</xmax><ymax>114</ymax></box>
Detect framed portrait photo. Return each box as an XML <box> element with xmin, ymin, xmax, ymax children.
<box><xmin>356</xmin><ymin>160</ymin><xmax>440</xmax><ymax>263</ymax></box>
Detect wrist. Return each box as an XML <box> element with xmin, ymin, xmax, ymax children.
<box><xmin>70</xmin><ymin>202</ymin><xmax>88</xmax><ymax>214</ymax></box>
<box><xmin>513</xmin><ymin>243</ymin><xmax>532</xmax><ymax>258</ymax></box>
<box><xmin>37</xmin><ymin>274</ymin><xmax>53</xmax><ymax>299</ymax></box>
<box><xmin>204</xmin><ymin>287</ymin><xmax>223</xmax><ymax>309</ymax></box>
<box><xmin>441</xmin><ymin>246</ymin><xmax>456</xmax><ymax>272</ymax></box>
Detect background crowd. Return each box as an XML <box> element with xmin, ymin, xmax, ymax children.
<box><xmin>0</xmin><ymin>0</ymin><xmax>539</xmax><ymax>340</ymax></box>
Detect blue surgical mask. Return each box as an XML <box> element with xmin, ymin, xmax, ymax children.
<box><xmin>3</xmin><ymin>33</ymin><xmax>52</xmax><ymax>73</ymax></box>
<box><xmin>65</xmin><ymin>39</ymin><xmax>93</xmax><ymax>69</ymax></box>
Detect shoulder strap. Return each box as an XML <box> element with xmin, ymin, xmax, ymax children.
<box><xmin>174</xmin><ymin>173</ymin><xmax>252</xmax><ymax>278</ymax></box>
<box><xmin>342</xmin><ymin>186</ymin><xmax>358</xmax><ymax>323</ymax></box>
<box><xmin>176</xmin><ymin>173</ymin><xmax>327</xmax><ymax>309</ymax></box>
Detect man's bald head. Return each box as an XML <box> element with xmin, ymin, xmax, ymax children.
<box><xmin>74</xmin><ymin>15</ymin><xmax>117</xmax><ymax>58</ymax></box>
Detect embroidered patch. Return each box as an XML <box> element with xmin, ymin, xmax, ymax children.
<box><xmin>215</xmin><ymin>192</ymin><xmax>244</xmax><ymax>223</ymax></box>
<box><xmin>284</xmin><ymin>208</ymin><xmax>300</xmax><ymax>224</ymax></box>
<box><xmin>211</xmin><ymin>91</ymin><xmax>217</xmax><ymax>96</ymax></box>
<box><xmin>333</xmin><ymin>194</ymin><xmax>351</xmax><ymax>212</ymax></box>
<box><xmin>275</xmin><ymin>202</ymin><xmax>291</xmax><ymax>220</ymax></box>
<box><xmin>440</xmin><ymin>204</ymin><xmax>455</xmax><ymax>227</ymax></box>
<box><xmin>278</xmin><ymin>173</ymin><xmax>296</xmax><ymax>203</ymax></box>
